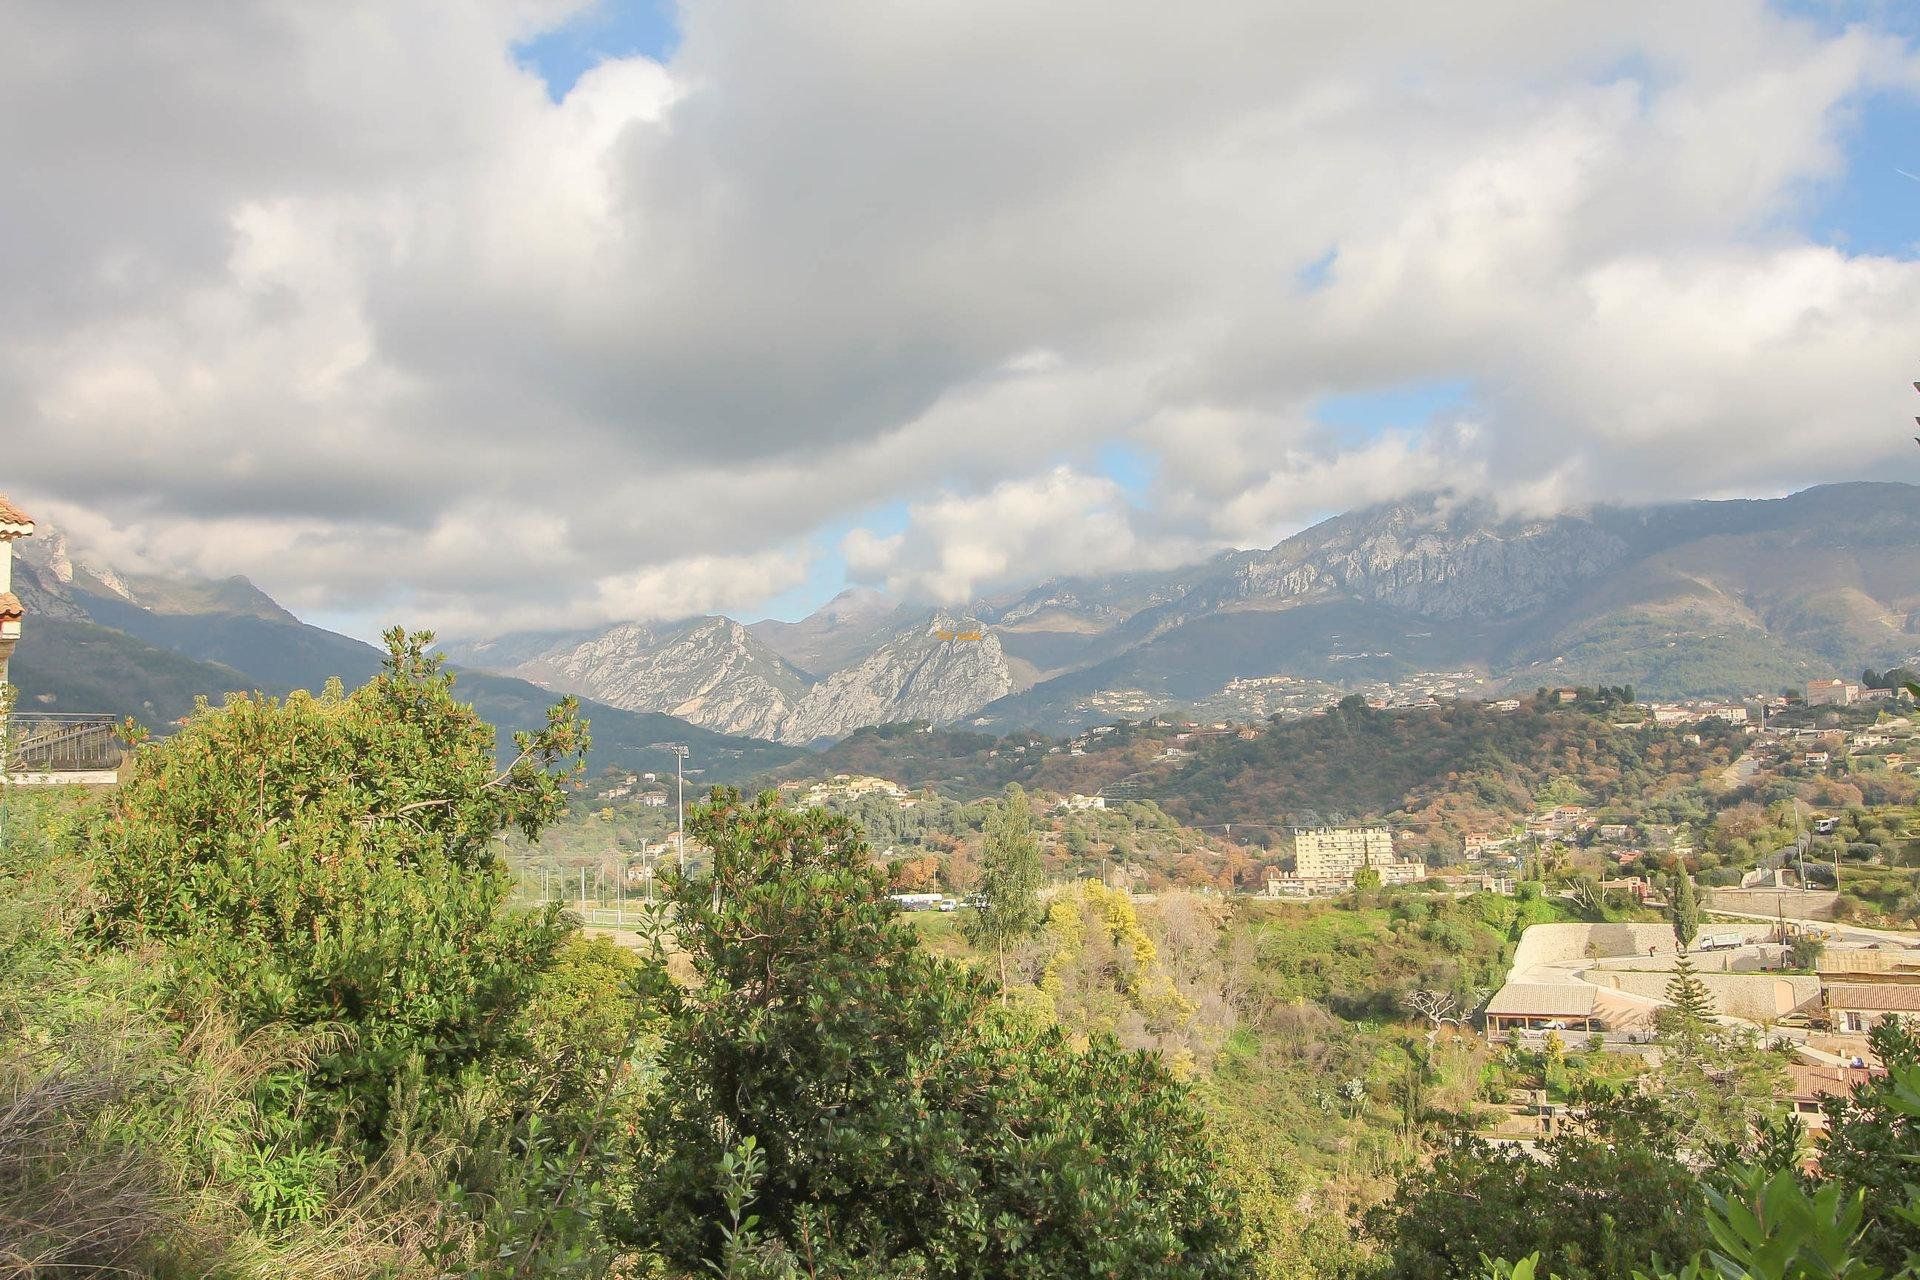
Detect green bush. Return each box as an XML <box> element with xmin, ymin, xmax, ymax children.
<box><xmin>632</xmin><ymin>789</ymin><xmax>1249</xmax><ymax>1278</ymax></box>
<box><xmin>85</xmin><ymin>631</ymin><xmax>586</xmax><ymax>1143</ymax></box>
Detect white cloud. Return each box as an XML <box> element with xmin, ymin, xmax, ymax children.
<box><xmin>845</xmin><ymin>466</ymin><xmax>1205</xmax><ymax>602</ymax></box>
<box><xmin>582</xmin><ymin>549</ymin><xmax>813</xmax><ymax>630</ymax></box>
<box><xmin>3</xmin><ymin>0</ymin><xmax>1918</xmax><ymax>635</ymax></box>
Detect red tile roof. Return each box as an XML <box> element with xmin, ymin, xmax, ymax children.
<box><xmin>1825</xmin><ymin>983</ymin><xmax>1920</xmax><ymax>1013</ymax></box>
<box><xmin>1785</xmin><ymin>1063</ymin><xmax>1876</xmax><ymax>1101</ymax></box>
<box><xmin>0</xmin><ymin>495</ymin><xmax>30</xmax><ymax>528</ymax></box>
<box><xmin>1486</xmin><ymin>982</ymin><xmax>1599</xmax><ymax>1017</ymax></box>
<box><xmin>0</xmin><ymin>593</ymin><xmax>20</xmax><ymax>621</ymax></box>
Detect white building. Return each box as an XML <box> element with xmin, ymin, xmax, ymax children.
<box><xmin>1292</xmin><ymin>826</ymin><xmax>1426</xmax><ymax>886</ymax></box>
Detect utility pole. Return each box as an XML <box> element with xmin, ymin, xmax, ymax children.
<box><xmin>652</xmin><ymin>743</ymin><xmax>690</xmax><ymax>877</ymax></box>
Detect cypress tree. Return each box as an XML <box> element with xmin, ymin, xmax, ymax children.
<box><xmin>1669</xmin><ymin>864</ymin><xmax>1700</xmax><ymax>952</ymax></box>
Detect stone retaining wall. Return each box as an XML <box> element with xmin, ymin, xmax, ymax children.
<box><xmin>1705</xmin><ymin>888</ymin><xmax>1838</xmax><ymax>920</ymax></box>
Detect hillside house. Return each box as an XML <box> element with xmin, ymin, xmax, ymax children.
<box><xmin>1807</xmin><ymin>679</ymin><xmax>1858</xmax><ymax>707</ymax></box>
<box><xmin>1824</xmin><ymin>983</ymin><xmax>1920</xmax><ymax>1034</ymax></box>
<box><xmin>1484</xmin><ymin>983</ymin><xmax>1601</xmax><ymax>1036</ymax></box>
<box><xmin>0</xmin><ymin>494</ymin><xmax>31</xmax><ymax>693</ymax></box>
<box><xmin>1463</xmin><ymin>831</ymin><xmax>1515</xmax><ymax>857</ymax></box>
<box><xmin>1783</xmin><ymin>1063</ymin><xmax>1878</xmax><ymax>1134</ymax></box>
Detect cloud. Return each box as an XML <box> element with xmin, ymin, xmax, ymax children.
<box><xmin>845</xmin><ymin>466</ymin><xmax>1206</xmax><ymax>602</ymax></box>
<box><xmin>2</xmin><ymin>0</ymin><xmax>1918</xmax><ymax>636</ymax></box>
<box><xmin>582</xmin><ymin>549</ymin><xmax>813</xmax><ymax>629</ymax></box>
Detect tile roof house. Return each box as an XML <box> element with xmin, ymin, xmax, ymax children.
<box><xmin>1485</xmin><ymin>983</ymin><xmax>1601</xmax><ymax>1034</ymax></box>
<box><xmin>1823</xmin><ymin>983</ymin><xmax>1920</xmax><ymax>1034</ymax></box>
<box><xmin>1783</xmin><ymin>1062</ymin><xmax>1877</xmax><ymax>1133</ymax></box>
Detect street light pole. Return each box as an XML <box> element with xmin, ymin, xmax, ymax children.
<box><xmin>652</xmin><ymin>742</ymin><xmax>690</xmax><ymax>877</ymax></box>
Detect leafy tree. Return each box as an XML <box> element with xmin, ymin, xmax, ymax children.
<box><xmin>86</xmin><ymin>629</ymin><xmax>587</xmax><ymax>1140</ymax></box>
<box><xmin>632</xmin><ymin>789</ymin><xmax>1248</xmax><ymax>1278</ymax></box>
<box><xmin>1370</xmin><ymin>1088</ymin><xmax>1706</xmax><ymax>1280</ymax></box>
<box><xmin>964</xmin><ymin>783</ymin><xmax>1045</xmax><ymax>993</ymax></box>
<box><xmin>887</xmin><ymin>853</ymin><xmax>941</xmax><ymax>891</ymax></box>
<box><xmin>1818</xmin><ymin>1020</ymin><xmax>1920</xmax><ymax>1271</ymax></box>
<box><xmin>1484</xmin><ymin>1164</ymin><xmax>1885</xmax><ymax>1280</ymax></box>
<box><xmin>941</xmin><ymin>841</ymin><xmax>980</xmax><ymax>894</ymax></box>
<box><xmin>1787</xmin><ymin>933</ymin><xmax>1826</xmax><ymax>970</ymax></box>
<box><xmin>1668</xmin><ymin>865</ymin><xmax>1700</xmax><ymax>952</ymax></box>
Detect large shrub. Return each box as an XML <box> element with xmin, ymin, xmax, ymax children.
<box><xmin>87</xmin><ymin>630</ymin><xmax>587</xmax><ymax>1140</ymax></box>
<box><xmin>632</xmin><ymin>789</ymin><xmax>1248</xmax><ymax>1278</ymax></box>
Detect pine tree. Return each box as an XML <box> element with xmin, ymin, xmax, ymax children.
<box><xmin>964</xmin><ymin>783</ymin><xmax>1045</xmax><ymax>997</ymax></box>
<box><xmin>1660</xmin><ymin>954</ymin><xmax>1715</xmax><ymax>1055</ymax></box>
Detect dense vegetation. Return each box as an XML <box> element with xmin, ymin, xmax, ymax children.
<box><xmin>1155</xmin><ymin>695</ymin><xmax>1742</xmax><ymax>851</ymax></box>
<box><xmin>10</xmin><ymin>644</ymin><xmax>1920</xmax><ymax>1277</ymax></box>
<box><xmin>757</xmin><ymin>698</ymin><xmax>1754</xmax><ymax>859</ymax></box>
<box><xmin>0</xmin><ymin>643</ymin><xmax>1245</xmax><ymax>1275</ymax></box>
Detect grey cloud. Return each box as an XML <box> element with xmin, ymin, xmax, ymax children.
<box><xmin>3</xmin><ymin>0</ymin><xmax>1917</xmax><ymax>633</ymax></box>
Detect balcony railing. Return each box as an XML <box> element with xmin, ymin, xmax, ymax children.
<box><xmin>6</xmin><ymin>712</ymin><xmax>124</xmax><ymax>774</ymax></box>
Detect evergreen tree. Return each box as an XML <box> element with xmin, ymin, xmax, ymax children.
<box><xmin>965</xmin><ymin>782</ymin><xmax>1045</xmax><ymax>995</ymax></box>
<box><xmin>1658</xmin><ymin>954</ymin><xmax>1716</xmax><ymax>1067</ymax></box>
<box><xmin>1668</xmin><ymin>864</ymin><xmax>1700</xmax><ymax>952</ymax></box>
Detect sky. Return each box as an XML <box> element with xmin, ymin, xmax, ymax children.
<box><xmin>3</xmin><ymin>1</ymin><xmax>1918</xmax><ymax>642</ymax></box>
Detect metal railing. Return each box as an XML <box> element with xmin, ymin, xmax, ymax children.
<box><xmin>6</xmin><ymin>713</ymin><xmax>124</xmax><ymax>773</ymax></box>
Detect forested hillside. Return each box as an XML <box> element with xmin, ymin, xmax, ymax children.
<box><xmin>1153</xmin><ymin>696</ymin><xmax>1743</xmax><ymax>849</ymax></box>
<box><xmin>758</xmin><ymin>698</ymin><xmax>1748</xmax><ymax>855</ymax></box>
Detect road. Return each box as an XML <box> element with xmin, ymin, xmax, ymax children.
<box><xmin>1703</xmin><ymin>907</ymin><xmax>1920</xmax><ymax>948</ymax></box>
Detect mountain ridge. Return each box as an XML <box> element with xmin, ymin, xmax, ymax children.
<box><xmin>19</xmin><ymin>481</ymin><xmax>1920</xmax><ymax>747</ymax></box>
<box><xmin>7</xmin><ymin>533</ymin><xmax>803</xmax><ymax>781</ymax></box>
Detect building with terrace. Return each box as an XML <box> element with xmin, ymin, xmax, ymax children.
<box><xmin>1484</xmin><ymin>982</ymin><xmax>1602</xmax><ymax>1035</ymax></box>
<box><xmin>0</xmin><ymin>497</ymin><xmax>121</xmax><ymax>785</ymax></box>
<box><xmin>0</xmin><ymin>494</ymin><xmax>30</xmax><ymax>693</ymax></box>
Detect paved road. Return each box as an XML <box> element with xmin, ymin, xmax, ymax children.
<box><xmin>1704</xmin><ymin>907</ymin><xmax>1919</xmax><ymax>948</ymax></box>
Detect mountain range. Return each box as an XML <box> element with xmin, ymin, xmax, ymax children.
<box><xmin>447</xmin><ymin>482</ymin><xmax>1920</xmax><ymax>739</ymax></box>
<box><xmin>7</xmin><ymin>528</ymin><xmax>805</xmax><ymax>781</ymax></box>
<box><xmin>15</xmin><ymin>482</ymin><xmax>1920</xmax><ymax>753</ymax></box>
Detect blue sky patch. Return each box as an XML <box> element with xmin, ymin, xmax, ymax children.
<box><xmin>1802</xmin><ymin>89</ymin><xmax>1920</xmax><ymax>258</ymax></box>
<box><xmin>515</xmin><ymin>0</ymin><xmax>679</xmax><ymax>102</ymax></box>
<box><xmin>1313</xmin><ymin>378</ymin><xmax>1473</xmax><ymax>446</ymax></box>
<box><xmin>753</xmin><ymin>499</ymin><xmax>913</xmax><ymax>622</ymax></box>
<box><xmin>1095</xmin><ymin>443</ymin><xmax>1158</xmax><ymax>500</ymax></box>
